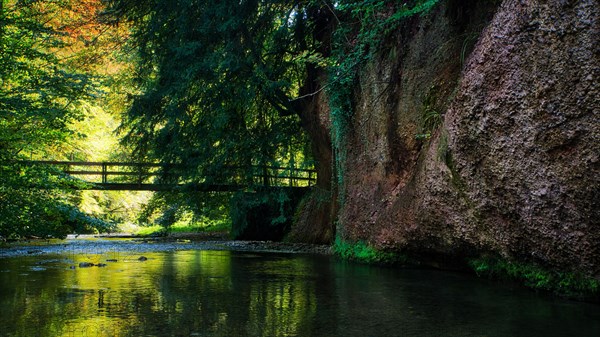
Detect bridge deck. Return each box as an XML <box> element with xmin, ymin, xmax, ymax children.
<box><xmin>15</xmin><ymin>160</ymin><xmax>316</xmax><ymax>191</ymax></box>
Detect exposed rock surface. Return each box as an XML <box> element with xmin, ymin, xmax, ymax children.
<box><xmin>314</xmin><ymin>0</ymin><xmax>598</xmax><ymax>277</ymax></box>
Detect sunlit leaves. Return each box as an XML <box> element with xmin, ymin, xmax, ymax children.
<box><xmin>0</xmin><ymin>1</ymin><xmax>94</xmax><ymax>158</ymax></box>
<box><xmin>110</xmin><ymin>0</ymin><xmax>311</xmax><ymax>174</ymax></box>
<box><xmin>0</xmin><ymin>0</ymin><xmax>115</xmax><ymax>238</ymax></box>
<box><xmin>103</xmin><ymin>0</ymin><xmax>318</xmax><ymax>225</ymax></box>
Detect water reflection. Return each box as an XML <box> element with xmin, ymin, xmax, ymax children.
<box><xmin>0</xmin><ymin>250</ymin><xmax>599</xmax><ymax>336</ymax></box>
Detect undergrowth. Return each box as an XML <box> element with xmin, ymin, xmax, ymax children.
<box><xmin>334</xmin><ymin>237</ymin><xmax>406</xmax><ymax>264</ymax></box>
<box><xmin>469</xmin><ymin>256</ymin><xmax>600</xmax><ymax>300</ymax></box>
<box><xmin>133</xmin><ymin>220</ymin><xmax>230</xmax><ymax>237</ymax></box>
<box><xmin>332</xmin><ymin>240</ymin><xmax>600</xmax><ymax>301</ymax></box>
<box><xmin>416</xmin><ymin>85</ymin><xmax>443</xmax><ymax>140</ymax></box>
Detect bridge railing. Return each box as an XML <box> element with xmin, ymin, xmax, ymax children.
<box><xmin>248</xmin><ymin>165</ymin><xmax>316</xmax><ymax>187</ymax></box>
<box><xmin>16</xmin><ymin>160</ymin><xmax>316</xmax><ymax>190</ymax></box>
<box><xmin>20</xmin><ymin>161</ymin><xmax>164</xmax><ymax>184</ymax></box>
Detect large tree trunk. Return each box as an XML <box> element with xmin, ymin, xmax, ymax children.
<box><xmin>287</xmin><ymin>6</ymin><xmax>337</xmax><ymax>244</ymax></box>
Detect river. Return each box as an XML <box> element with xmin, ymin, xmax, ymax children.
<box><xmin>0</xmin><ymin>237</ymin><xmax>598</xmax><ymax>336</ymax></box>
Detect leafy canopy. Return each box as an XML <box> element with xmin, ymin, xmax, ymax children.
<box><xmin>109</xmin><ymin>0</ymin><xmax>314</xmax><ymax>181</ymax></box>
<box><xmin>0</xmin><ymin>0</ymin><xmax>116</xmax><ymax>238</ymax></box>
<box><xmin>104</xmin><ymin>0</ymin><xmax>326</xmax><ymax>225</ymax></box>
<box><xmin>106</xmin><ymin>0</ymin><xmax>443</xmax><ymax>226</ymax></box>
<box><xmin>108</xmin><ymin>0</ymin><xmax>442</xmax><ymax>181</ymax></box>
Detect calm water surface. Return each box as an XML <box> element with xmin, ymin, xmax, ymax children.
<box><xmin>0</xmin><ymin>248</ymin><xmax>599</xmax><ymax>337</ymax></box>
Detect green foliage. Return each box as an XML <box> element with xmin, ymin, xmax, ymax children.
<box><xmin>334</xmin><ymin>237</ymin><xmax>405</xmax><ymax>264</ymax></box>
<box><xmin>0</xmin><ymin>1</ymin><xmax>117</xmax><ymax>238</ymax></box>
<box><xmin>327</xmin><ymin>72</ymin><xmax>355</xmax><ymax>197</ymax></box>
<box><xmin>107</xmin><ymin>0</ymin><xmax>313</xmax><ymax>180</ymax></box>
<box><xmin>0</xmin><ymin>163</ymin><xmax>115</xmax><ymax>239</ymax></box>
<box><xmin>169</xmin><ymin>219</ymin><xmax>230</xmax><ymax>233</ymax></box>
<box><xmin>469</xmin><ymin>257</ymin><xmax>600</xmax><ymax>300</ymax></box>
<box><xmin>137</xmin><ymin>191</ymin><xmax>231</xmax><ymax>232</ymax></box>
<box><xmin>229</xmin><ymin>191</ymin><xmax>282</xmax><ymax>230</ymax></box>
<box><xmin>230</xmin><ymin>189</ymin><xmax>303</xmax><ymax>240</ymax></box>
<box><xmin>0</xmin><ymin>1</ymin><xmax>93</xmax><ymax>159</ymax></box>
<box><xmin>103</xmin><ymin>0</ymin><xmax>322</xmax><ymax>227</ymax></box>
<box><xmin>134</xmin><ymin>218</ymin><xmax>230</xmax><ymax>237</ymax></box>
<box><xmin>335</xmin><ymin>0</ymin><xmax>441</xmax><ymax>59</ymax></box>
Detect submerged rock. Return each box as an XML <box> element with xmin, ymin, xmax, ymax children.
<box><xmin>78</xmin><ymin>262</ymin><xmax>94</xmax><ymax>268</ymax></box>
<box><xmin>137</xmin><ymin>256</ymin><xmax>148</xmax><ymax>261</ymax></box>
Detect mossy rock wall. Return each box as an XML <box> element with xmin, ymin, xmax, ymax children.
<box><xmin>333</xmin><ymin>0</ymin><xmax>599</xmax><ymax>281</ymax></box>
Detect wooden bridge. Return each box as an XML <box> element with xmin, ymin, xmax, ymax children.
<box><xmin>19</xmin><ymin>160</ymin><xmax>316</xmax><ymax>192</ymax></box>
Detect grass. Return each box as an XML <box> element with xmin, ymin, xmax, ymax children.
<box><xmin>469</xmin><ymin>256</ymin><xmax>600</xmax><ymax>300</ymax></box>
<box><xmin>334</xmin><ymin>237</ymin><xmax>406</xmax><ymax>264</ymax></box>
<box><xmin>120</xmin><ymin>220</ymin><xmax>231</xmax><ymax>237</ymax></box>
<box><xmin>333</xmin><ymin>238</ymin><xmax>599</xmax><ymax>301</ymax></box>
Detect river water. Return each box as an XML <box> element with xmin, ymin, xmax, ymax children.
<box><xmin>0</xmin><ymin>240</ymin><xmax>599</xmax><ymax>336</ymax></box>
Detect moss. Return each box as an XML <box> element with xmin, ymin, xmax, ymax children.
<box><xmin>334</xmin><ymin>237</ymin><xmax>407</xmax><ymax>264</ymax></box>
<box><xmin>469</xmin><ymin>256</ymin><xmax>600</xmax><ymax>301</ymax></box>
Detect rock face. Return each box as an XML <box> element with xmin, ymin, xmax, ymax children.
<box><xmin>318</xmin><ymin>0</ymin><xmax>599</xmax><ymax>277</ymax></box>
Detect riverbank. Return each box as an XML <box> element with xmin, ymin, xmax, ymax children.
<box><xmin>0</xmin><ymin>234</ymin><xmax>332</xmax><ymax>258</ymax></box>
<box><xmin>3</xmin><ymin>233</ymin><xmax>597</xmax><ymax>302</ymax></box>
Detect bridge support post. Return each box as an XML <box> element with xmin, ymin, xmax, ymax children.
<box><xmin>137</xmin><ymin>163</ymin><xmax>143</xmax><ymax>187</ymax></box>
<box><xmin>101</xmin><ymin>163</ymin><xmax>107</xmax><ymax>184</ymax></box>
<box><xmin>262</xmin><ymin>166</ymin><xmax>269</xmax><ymax>187</ymax></box>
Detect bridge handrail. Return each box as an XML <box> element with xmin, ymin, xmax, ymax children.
<box><xmin>17</xmin><ymin>160</ymin><xmax>315</xmax><ymax>172</ymax></box>
<box><xmin>12</xmin><ymin>160</ymin><xmax>317</xmax><ymax>190</ymax></box>
<box><xmin>17</xmin><ymin>160</ymin><xmax>166</xmax><ymax>167</ymax></box>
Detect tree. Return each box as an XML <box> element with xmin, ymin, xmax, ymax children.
<box><xmin>107</xmin><ymin>0</ymin><xmax>317</xmax><ymax>179</ymax></box>
<box><xmin>103</xmin><ymin>0</ymin><xmax>329</xmax><ymax>224</ymax></box>
<box><xmin>0</xmin><ymin>0</ymin><xmax>114</xmax><ymax>238</ymax></box>
<box><xmin>105</xmin><ymin>0</ymin><xmax>440</xmax><ymax>234</ymax></box>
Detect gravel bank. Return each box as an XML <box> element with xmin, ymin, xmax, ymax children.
<box><xmin>0</xmin><ymin>234</ymin><xmax>332</xmax><ymax>258</ymax></box>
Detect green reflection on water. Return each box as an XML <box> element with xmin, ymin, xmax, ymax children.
<box><xmin>1</xmin><ymin>249</ymin><xmax>600</xmax><ymax>337</ymax></box>
<box><xmin>0</xmin><ymin>250</ymin><xmax>320</xmax><ymax>337</ymax></box>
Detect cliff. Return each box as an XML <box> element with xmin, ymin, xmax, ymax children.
<box><xmin>294</xmin><ymin>0</ymin><xmax>599</xmax><ymax>284</ymax></box>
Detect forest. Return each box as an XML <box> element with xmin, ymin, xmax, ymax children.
<box><xmin>0</xmin><ymin>0</ymin><xmax>439</xmax><ymax>239</ymax></box>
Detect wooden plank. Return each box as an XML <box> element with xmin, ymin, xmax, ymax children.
<box><xmin>63</xmin><ymin>171</ymin><xmax>162</xmax><ymax>176</ymax></box>
<box><xmin>12</xmin><ymin>160</ymin><xmax>316</xmax><ymax>190</ymax></box>
<box><xmin>22</xmin><ymin>161</ymin><xmax>315</xmax><ymax>172</ymax></box>
<box><xmin>89</xmin><ymin>183</ymin><xmax>256</xmax><ymax>192</ymax></box>
<box><xmin>21</xmin><ymin>160</ymin><xmax>166</xmax><ymax>167</ymax></box>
